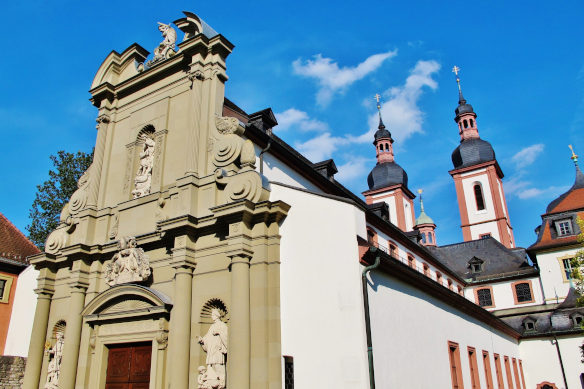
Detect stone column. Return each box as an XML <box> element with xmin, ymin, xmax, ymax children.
<box><xmin>169</xmin><ymin>237</ymin><xmax>196</xmax><ymax>389</ymax></box>
<box><xmin>228</xmin><ymin>251</ymin><xmax>252</xmax><ymax>389</ymax></box>
<box><xmin>22</xmin><ymin>289</ymin><xmax>53</xmax><ymax>389</ymax></box>
<box><xmin>59</xmin><ymin>283</ymin><xmax>88</xmax><ymax>389</ymax></box>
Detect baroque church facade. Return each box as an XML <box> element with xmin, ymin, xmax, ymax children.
<box><xmin>11</xmin><ymin>11</ymin><xmax>584</xmax><ymax>389</ymax></box>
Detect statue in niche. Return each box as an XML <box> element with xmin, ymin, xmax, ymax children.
<box><xmin>44</xmin><ymin>331</ymin><xmax>64</xmax><ymax>389</ymax></box>
<box><xmin>153</xmin><ymin>22</ymin><xmax>177</xmax><ymax>61</ymax></box>
<box><xmin>104</xmin><ymin>236</ymin><xmax>151</xmax><ymax>286</ymax></box>
<box><xmin>132</xmin><ymin>136</ymin><xmax>155</xmax><ymax>199</ymax></box>
<box><xmin>197</xmin><ymin>309</ymin><xmax>228</xmax><ymax>389</ymax></box>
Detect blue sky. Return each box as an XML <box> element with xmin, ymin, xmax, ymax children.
<box><xmin>1</xmin><ymin>1</ymin><xmax>583</xmax><ymax>249</ymax></box>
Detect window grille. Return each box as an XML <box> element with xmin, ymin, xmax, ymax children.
<box><xmin>515</xmin><ymin>283</ymin><xmax>532</xmax><ymax>303</ymax></box>
<box><xmin>556</xmin><ymin>220</ymin><xmax>573</xmax><ymax>236</ymax></box>
<box><xmin>477</xmin><ymin>288</ymin><xmax>492</xmax><ymax>307</ymax></box>
<box><xmin>562</xmin><ymin>258</ymin><xmax>574</xmax><ymax>280</ymax></box>
<box><xmin>284</xmin><ymin>356</ymin><xmax>294</xmax><ymax>389</ymax></box>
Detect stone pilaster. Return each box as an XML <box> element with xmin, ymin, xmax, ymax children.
<box><xmin>59</xmin><ymin>259</ymin><xmax>89</xmax><ymax>389</ymax></box>
<box><xmin>88</xmin><ymin>111</ymin><xmax>111</xmax><ymax>208</ymax></box>
<box><xmin>227</xmin><ymin>243</ymin><xmax>253</xmax><ymax>389</ymax></box>
<box><xmin>169</xmin><ymin>235</ymin><xmax>197</xmax><ymax>389</ymax></box>
<box><xmin>22</xmin><ymin>266</ymin><xmax>55</xmax><ymax>389</ymax></box>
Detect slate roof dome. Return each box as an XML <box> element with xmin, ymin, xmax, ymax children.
<box><xmin>455</xmin><ymin>102</ymin><xmax>475</xmax><ymax>116</ymax></box>
<box><xmin>367</xmin><ymin>162</ymin><xmax>408</xmax><ymax>190</ymax></box>
<box><xmin>415</xmin><ymin>210</ymin><xmax>434</xmax><ymax>225</ymax></box>
<box><xmin>451</xmin><ymin>138</ymin><xmax>496</xmax><ymax>170</ymax></box>
<box><xmin>545</xmin><ymin>165</ymin><xmax>584</xmax><ymax>214</ymax></box>
<box><xmin>374</xmin><ymin>127</ymin><xmax>392</xmax><ymax>141</ymax></box>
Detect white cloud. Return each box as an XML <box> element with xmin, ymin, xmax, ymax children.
<box><xmin>511</xmin><ymin>143</ymin><xmax>544</xmax><ymax>169</ymax></box>
<box><xmin>336</xmin><ymin>157</ymin><xmax>375</xmax><ymax>183</ymax></box>
<box><xmin>294</xmin><ymin>133</ymin><xmax>348</xmax><ymax>162</ymax></box>
<box><xmin>293</xmin><ymin>50</ymin><xmax>397</xmax><ymax>106</ymax></box>
<box><xmin>275</xmin><ymin>108</ymin><xmax>328</xmax><ymax>132</ymax></box>
<box><xmin>504</xmin><ymin>175</ymin><xmax>568</xmax><ymax>200</ymax></box>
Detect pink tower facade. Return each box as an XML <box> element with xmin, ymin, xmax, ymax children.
<box><xmin>449</xmin><ymin>71</ymin><xmax>515</xmax><ymax>248</ymax></box>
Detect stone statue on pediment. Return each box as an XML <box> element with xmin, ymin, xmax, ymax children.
<box><xmin>104</xmin><ymin>236</ymin><xmax>151</xmax><ymax>286</ymax></box>
<box><xmin>153</xmin><ymin>22</ymin><xmax>177</xmax><ymax>61</ymax></box>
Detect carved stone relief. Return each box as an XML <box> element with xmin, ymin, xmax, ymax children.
<box><xmin>197</xmin><ymin>308</ymin><xmax>228</xmax><ymax>389</ymax></box>
<box><xmin>132</xmin><ymin>135</ymin><xmax>155</xmax><ymax>199</ymax></box>
<box><xmin>138</xmin><ymin>22</ymin><xmax>178</xmax><ymax>71</ymax></box>
<box><xmin>44</xmin><ymin>323</ymin><xmax>65</xmax><ymax>389</ymax></box>
<box><xmin>104</xmin><ymin>236</ymin><xmax>151</xmax><ymax>286</ymax></box>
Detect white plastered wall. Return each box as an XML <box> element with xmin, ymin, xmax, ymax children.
<box><xmin>520</xmin><ymin>335</ymin><xmax>583</xmax><ymax>389</ymax></box>
<box><xmin>461</xmin><ymin>171</ymin><xmax>496</xmax><ymax>223</ymax></box>
<box><xmin>4</xmin><ymin>265</ymin><xmax>39</xmax><ymax>356</ymax></box>
<box><xmin>469</xmin><ymin>221</ymin><xmax>501</xmax><ymax>241</ymax></box>
<box><xmin>370</xmin><ymin>191</ymin><xmax>398</xmax><ymax>226</ymax></box>
<box><xmin>368</xmin><ymin>271</ymin><xmax>522</xmax><ymax>389</ymax></box>
<box><xmin>273</xmin><ymin>184</ymin><xmax>370</xmax><ymax>388</ymax></box>
<box><xmin>536</xmin><ymin>247</ymin><xmax>580</xmax><ymax>303</ymax></box>
<box><xmin>465</xmin><ymin>277</ymin><xmax>544</xmax><ymax>310</ymax></box>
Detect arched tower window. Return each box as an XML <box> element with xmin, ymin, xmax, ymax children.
<box><xmin>470</xmin><ymin>119</ymin><xmax>474</xmax><ymax>127</ymax></box>
<box><xmin>463</xmin><ymin>120</ymin><xmax>468</xmax><ymax>128</ymax></box>
<box><xmin>385</xmin><ymin>143</ymin><xmax>389</xmax><ymax>151</ymax></box>
<box><xmin>473</xmin><ymin>183</ymin><xmax>485</xmax><ymax>211</ymax></box>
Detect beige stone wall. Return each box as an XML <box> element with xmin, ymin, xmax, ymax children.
<box><xmin>23</xmin><ymin>16</ymin><xmax>288</xmax><ymax>389</ymax></box>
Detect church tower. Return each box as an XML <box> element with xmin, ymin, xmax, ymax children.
<box><xmin>414</xmin><ymin>189</ymin><xmax>437</xmax><ymax>247</ymax></box>
<box><xmin>449</xmin><ymin>67</ymin><xmax>515</xmax><ymax>247</ymax></box>
<box><xmin>363</xmin><ymin>95</ymin><xmax>416</xmax><ymax>231</ymax></box>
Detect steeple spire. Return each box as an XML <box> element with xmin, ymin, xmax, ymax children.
<box><xmin>372</xmin><ymin>93</ymin><xmax>394</xmax><ymax>163</ymax></box>
<box><xmin>452</xmin><ymin>65</ymin><xmax>466</xmax><ymax>105</ymax></box>
<box><xmin>452</xmin><ymin>65</ymin><xmax>479</xmax><ymax>141</ymax></box>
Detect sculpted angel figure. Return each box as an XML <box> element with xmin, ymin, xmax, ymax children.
<box><xmin>44</xmin><ymin>332</ymin><xmax>64</xmax><ymax>389</ymax></box>
<box><xmin>153</xmin><ymin>22</ymin><xmax>177</xmax><ymax>60</ymax></box>
<box><xmin>198</xmin><ymin>309</ymin><xmax>228</xmax><ymax>389</ymax></box>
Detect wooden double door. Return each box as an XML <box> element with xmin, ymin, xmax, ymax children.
<box><xmin>105</xmin><ymin>342</ymin><xmax>152</xmax><ymax>389</ymax></box>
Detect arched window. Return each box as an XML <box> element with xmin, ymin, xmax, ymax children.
<box><xmin>474</xmin><ymin>183</ymin><xmax>485</xmax><ymax>211</ymax></box>
<box><xmin>463</xmin><ymin>119</ymin><xmax>468</xmax><ymax>128</ymax></box>
<box><xmin>428</xmin><ymin>233</ymin><xmax>433</xmax><ymax>244</ymax></box>
<box><xmin>470</xmin><ymin>119</ymin><xmax>474</xmax><ymax>127</ymax></box>
<box><xmin>514</xmin><ymin>282</ymin><xmax>533</xmax><ymax>303</ymax></box>
<box><xmin>476</xmin><ymin>288</ymin><xmax>493</xmax><ymax>307</ymax></box>
<box><xmin>407</xmin><ymin>255</ymin><xmax>416</xmax><ymax>269</ymax></box>
<box><xmin>385</xmin><ymin>143</ymin><xmax>389</xmax><ymax>151</ymax></box>
<box><xmin>389</xmin><ymin>243</ymin><xmax>397</xmax><ymax>258</ymax></box>
<box><xmin>367</xmin><ymin>229</ymin><xmax>376</xmax><ymax>245</ymax></box>
<box><xmin>421</xmin><ymin>233</ymin><xmax>427</xmax><ymax>244</ymax></box>
<box><xmin>423</xmin><ymin>263</ymin><xmax>430</xmax><ymax>277</ymax></box>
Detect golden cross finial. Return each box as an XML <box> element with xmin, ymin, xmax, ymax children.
<box><xmin>569</xmin><ymin>144</ymin><xmax>578</xmax><ymax>165</ymax></box>
<box><xmin>452</xmin><ymin>65</ymin><xmax>462</xmax><ymax>93</ymax></box>
<box><xmin>417</xmin><ymin>189</ymin><xmax>423</xmax><ymax>194</ymax></box>
<box><xmin>374</xmin><ymin>93</ymin><xmax>381</xmax><ymax>110</ymax></box>
<box><xmin>417</xmin><ymin>189</ymin><xmax>425</xmax><ymax>212</ymax></box>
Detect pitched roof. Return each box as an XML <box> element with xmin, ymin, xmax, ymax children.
<box><xmin>528</xmin><ymin>211</ymin><xmax>583</xmax><ymax>252</ymax></box>
<box><xmin>428</xmin><ymin>237</ymin><xmax>536</xmax><ymax>282</ymax></box>
<box><xmin>0</xmin><ymin>212</ymin><xmax>40</xmax><ymax>266</ymax></box>
<box><xmin>545</xmin><ymin>165</ymin><xmax>584</xmax><ymax>214</ymax></box>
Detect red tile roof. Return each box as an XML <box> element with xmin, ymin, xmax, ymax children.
<box><xmin>547</xmin><ymin>188</ymin><xmax>584</xmax><ymax>214</ymax></box>
<box><xmin>0</xmin><ymin>212</ymin><xmax>40</xmax><ymax>265</ymax></box>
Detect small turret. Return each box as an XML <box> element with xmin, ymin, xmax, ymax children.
<box><xmin>414</xmin><ymin>189</ymin><xmax>436</xmax><ymax>246</ymax></box>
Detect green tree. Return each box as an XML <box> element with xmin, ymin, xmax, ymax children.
<box><xmin>569</xmin><ymin>217</ymin><xmax>584</xmax><ymax>305</ymax></box>
<box><xmin>27</xmin><ymin>150</ymin><xmax>93</xmax><ymax>250</ymax></box>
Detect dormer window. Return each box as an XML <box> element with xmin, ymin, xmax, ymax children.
<box><xmin>468</xmin><ymin>256</ymin><xmax>484</xmax><ymax>274</ymax></box>
<box><xmin>522</xmin><ymin>317</ymin><xmax>537</xmax><ymax>332</ymax></box>
<box><xmin>571</xmin><ymin>313</ymin><xmax>583</xmax><ymax>328</ymax></box>
<box><xmin>555</xmin><ymin>220</ymin><xmax>573</xmax><ymax>236</ymax></box>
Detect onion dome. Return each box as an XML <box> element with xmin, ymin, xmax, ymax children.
<box><xmin>545</xmin><ymin>147</ymin><xmax>584</xmax><ymax>213</ymax></box>
<box><xmin>451</xmin><ymin>138</ymin><xmax>496</xmax><ymax>170</ymax></box>
<box><xmin>374</xmin><ymin>117</ymin><xmax>392</xmax><ymax>141</ymax></box>
<box><xmin>455</xmin><ymin>98</ymin><xmax>475</xmax><ymax>117</ymax></box>
<box><xmin>367</xmin><ymin>162</ymin><xmax>408</xmax><ymax>190</ymax></box>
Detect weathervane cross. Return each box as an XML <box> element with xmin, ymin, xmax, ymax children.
<box><xmin>374</xmin><ymin>93</ymin><xmax>381</xmax><ymax>109</ymax></box>
<box><xmin>452</xmin><ymin>65</ymin><xmax>460</xmax><ymax>77</ymax></box>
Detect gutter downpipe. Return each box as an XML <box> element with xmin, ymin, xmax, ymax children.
<box><xmin>362</xmin><ymin>249</ymin><xmax>381</xmax><ymax>389</ymax></box>
<box><xmin>552</xmin><ymin>331</ymin><xmax>569</xmax><ymax>389</ymax></box>
<box><xmin>259</xmin><ymin>139</ymin><xmax>272</xmax><ymax>176</ymax></box>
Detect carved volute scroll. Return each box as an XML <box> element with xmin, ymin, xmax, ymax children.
<box><xmin>104</xmin><ymin>236</ymin><xmax>151</xmax><ymax>286</ymax></box>
<box><xmin>212</xmin><ymin>116</ymin><xmax>270</xmax><ymax>205</ymax></box>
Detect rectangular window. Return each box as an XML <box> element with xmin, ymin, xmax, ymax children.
<box><xmin>482</xmin><ymin>351</ymin><xmax>493</xmax><ymax>389</ymax></box>
<box><xmin>479</xmin><ymin>233</ymin><xmax>491</xmax><ymax>239</ymax></box>
<box><xmin>468</xmin><ymin>347</ymin><xmax>481</xmax><ymax>389</ymax></box>
<box><xmin>448</xmin><ymin>342</ymin><xmax>464</xmax><ymax>389</ymax></box>
<box><xmin>493</xmin><ymin>354</ymin><xmax>504</xmax><ymax>389</ymax></box>
<box><xmin>0</xmin><ymin>276</ymin><xmax>14</xmax><ymax>304</ymax></box>
<box><xmin>437</xmin><ymin>272</ymin><xmax>443</xmax><ymax>285</ymax></box>
<box><xmin>284</xmin><ymin>356</ymin><xmax>294</xmax><ymax>389</ymax></box>
<box><xmin>513</xmin><ymin>282</ymin><xmax>533</xmax><ymax>304</ymax></box>
<box><xmin>512</xmin><ymin>358</ymin><xmax>521</xmax><ymax>389</ymax></box>
<box><xmin>562</xmin><ymin>258</ymin><xmax>574</xmax><ymax>280</ymax></box>
<box><xmin>504</xmin><ymin>356</ymin><xmax>514</xmax><ymax>389</ymax></box>
<box><xmin>476</xmin><ymin>288</ymin><xmax>493</xmax><ymax>307</ymax></box>
<box><xmin>518</xmin><ymin>360</ymin><xmax>526</xmax><ymax>389</ymax></box>
<box><xmin>555</xmin><ymin>220</ymin><xmax>573</xmax><ymax>236</ymax></box>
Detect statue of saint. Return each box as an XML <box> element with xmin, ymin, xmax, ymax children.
<box><xmin>153</xmin><ymin>22</ymin><xmax>177</xmax><ymax>61</ymax></box>
<box><xmin>44</xmin><ymin>332</ymin><xmax>64</xmax><ymax>389</ymax></box>
<box><xmin>197</xmin><ymin>309</ymin><xmax>228</xmax><ymax>389</ymax></box>
<box><xmin>132</xmin><ymin>137</ymin><xmax>155</xmax><ymax>199</ymax></box>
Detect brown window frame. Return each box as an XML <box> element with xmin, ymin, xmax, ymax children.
<box><xmin>512</xmin><ymin>281</ymin><xmax>535</xmax><ymax>304</ymax></box>
<box><xmin>448</xmin><ymin>341</ymin><xmax>465</xmax><ymax>389</ymax></box>
<box><xmin>482</xmin><ymin>351</ymin><xmax>493</xmax><ymax>389</ymax></box>
<box><xmin>468</xmin><ymin>347</ymin><xmax>481</xmax><ymax>389</ymax></box>
<box><xmin>504</xmin><ymin>356</ymin><xmax>514</xmax><ymax>389</ymax></box>
<box><xmin>493</xmin><ymin>354</ymin><xmax>504</xmax><ymax>389</ymax></box>
<box><xmin>518</xmin><ymin>360</ymin><xmax>526</xmax><ymax>389</ymax></box>
<box><xmin>512</xmin><ymin>358</ymin><xmax>521</xmax><ymax>389</ymax></box>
